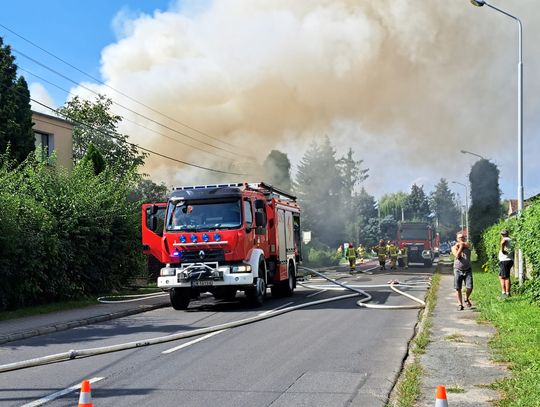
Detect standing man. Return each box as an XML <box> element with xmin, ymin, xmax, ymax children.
<box><xmin>498</xmin><ymin>230</ymin><xmax>514</xmax><ymax>297</ymax></box>
<box><xmin>372</xmin><ymin>239</ymin><xmax>387</xmax><ymax>271</ymax></box>
<box><xmin>346</xmin><ymin>242</ymin><xmax>357</xmax><ymax>273</ymax></box>
<box><xmin>357</xmin><ymin>243</ymin><xmax>366</xmax><ymax>264</ymax></box>
<box><xmin>388</xmin><ymin>241</ymin><xmax>398</xmax><ymax>270</ymax></box>
<box><xmin>452</xmin><ymin>232</ymin><xmax>473</xmax><ymax>310</ymax></box>
<box><xmin>398</xmin><ymin>245</ymin><xmax>408</xmax><ymax>269</ymax></box>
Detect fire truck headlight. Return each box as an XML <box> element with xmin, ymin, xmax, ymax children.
<box><xmin>232</xmin><ymin>264</ymin><xmax>252</xmax><ymax>273</ymax></box>
<box><xmin>160</xmin><ymin>267</ymin><xmax>176</xmax><ymax>277</ymax></box>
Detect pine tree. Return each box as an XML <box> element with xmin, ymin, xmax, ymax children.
<box><xmin>295</xmin><ymin>137</ymin><xmax>344</xmax><ymax>246</ymax></box>
<box><xmin>430</xmin><ymin>178</ymin><xmax>460</xmax><ymax>241</ymax></box>
<box><xmin>0</xmin><ymin>37</ymin><xmax>34</xmax><ymax>163</ymax></box>
<box><xmin>404</xmin><ymin>184</ymin><xmax>431</xmax><ymax>221</ymax></box>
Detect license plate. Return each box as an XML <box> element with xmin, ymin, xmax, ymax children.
<box><xmin>410</xmin><ymin>247</ymin><xmax>418</xmax><ymax>251</ymax></box>
<box><xmin>191</xmin><ymin>280</ymin><xmax>213</xmax><ymax>287</ymax></box>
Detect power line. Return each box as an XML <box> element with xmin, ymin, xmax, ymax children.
<box><xmin>18</xmin><ymin>66</ymin><xmax>237</xmax><ymax>161</ymax></box>
<box><xmin>0</xmin><ymin>81</ymin><xmax>248</xmax><ymax>176</ymax></box>
<box><xmin>12</xmin><ymin>46</ymin><xmax>252</xmax><ymax>160</ymax></box>
<box><xmin>0</xmin><ymin>22</ymin><xmax>250</xmax><ymax>153</ymax></box>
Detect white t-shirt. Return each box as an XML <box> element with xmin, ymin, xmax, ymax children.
<box><xmin>498</xmin><ymin>237</ymin><xmax>513</xmax><ymax>261</ymax></box>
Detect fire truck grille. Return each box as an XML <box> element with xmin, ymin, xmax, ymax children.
<box><xmin>181</xmin><ymin>249</ymin><xmax>225</xmax><ymax>263</ymax></box>
<box><xmin>408</xmin><ymin>244</ymin><xmax>424</xmax><ymax>261</ymax></box>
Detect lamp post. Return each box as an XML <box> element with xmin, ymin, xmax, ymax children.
<box><xmin>460</xmin><ymin>149</ymin><xmax>485</xmax><ymax>160</ymax></box>
<box><xmin>452</xmin><ymin>181</ymin><xmax>469</xmax><ymax>242</ymax></box>
<box><xmin>470</xmin><ymin>0</ymin><xmax>524</xmax><ymax>284</ymax></box>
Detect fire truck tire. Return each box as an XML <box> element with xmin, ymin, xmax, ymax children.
<box><xmin>282</xmin><ymin>262</ymin><xmax>295</xmax><ymax>297</ymax></box>
<box><xmin>424</xmin><ymin>260</ymin><xmax>433</xmax><ymax>267</ymax></box>
<box><xmin>246</xmin><ymin>259</ymin><xmax>267</xmax><ymax>307</ymax></box>
<box><xmin>170</xmin><ymin>288</ymin><xmax>191</xmax><ymax>310</ymax></box>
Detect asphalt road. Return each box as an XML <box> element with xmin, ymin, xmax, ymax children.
<box><xmin>0</xmin><ymin>262</ymin><xmax>432</xmax><ymax>406</ymax></box>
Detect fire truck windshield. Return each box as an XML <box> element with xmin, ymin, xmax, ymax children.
<box><xmin>166</xmin><ymin>199</ymin><xmax>242</xmax><ymax>231</ymax></box>
<box><xmin>400</xmin><ymin>229</ymin><xmax>429</xmax><ymax>240</ymax></box>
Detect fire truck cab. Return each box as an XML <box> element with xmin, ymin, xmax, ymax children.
<box><xmin>142</xmin><ymin>182</ymin><xmax>301</xmax><ymax>310</ymax></box>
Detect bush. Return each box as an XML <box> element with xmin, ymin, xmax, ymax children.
<box><xmin>480</xmin><ymin>198</ymin><xmax>540</xmax><ymax>302</ymax></box>
<box><xmin>0</xmin><ymin>153</ymin><xmax>145</xmax><ymax>310</ymax></box>
<box><xmin>303</xmin><ymin>241</ymin><xmax>340</xmax><ymax>268</ymax></box>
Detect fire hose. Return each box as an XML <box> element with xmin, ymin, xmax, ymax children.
<box><xmin>0</xmin><ymin>266</ymin><xmax>430</xmax><ymax>373</ymax></box>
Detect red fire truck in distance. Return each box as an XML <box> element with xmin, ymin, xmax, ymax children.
<box><xmin>396</xmin><ymin>221</ymin><xmax>436</xmax><ymax>267</ymax></box>
<box><xmin>142</xmin><ymin>182</ymin><xmax>301</xmax><ymax>310</ymax></box>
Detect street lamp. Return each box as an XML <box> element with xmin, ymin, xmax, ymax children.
<box><xmin>452</xmin><ymin>181</ymin><xmax>469</xmax><ymax>242</ymax></box>
<box><xmin>460</xmin><ymin>149</ymin><xmax>485</xmax><ymax>160</ymax></box>
<box><xmin>470</xmin><ymin>0</ymin><xmax>524</xmax><ymax>284</ymax></box>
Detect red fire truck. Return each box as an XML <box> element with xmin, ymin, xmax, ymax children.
<box><xmin>396</xmin><ymin>221</ymin><xmax>436</xmax><ymax>267</ymax></box>
<box><xmin>142</xmin><ymin>182</ymin><xmax>301</xmax><ymax>310</ymax></box>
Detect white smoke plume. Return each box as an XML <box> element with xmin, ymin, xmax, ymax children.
<box><xmin>71</xmin><ymin>0</ymin><xmax>540</xmax><ymax>198</ymax></box>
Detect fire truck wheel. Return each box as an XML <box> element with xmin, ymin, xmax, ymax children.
<box><xmin>282</xmin><ymin>263</ymin><xmax>295</xmax><ymax>297</ymax></box>
<box><xmin>246</xmin><ymin>277</ymin><xmax>266</xmax><ymax>307</ymax></box>
<box><xmin>423</xmin><ymin>259</ymin><xmax>433</xmax><ymax>267</ymax></box>
<box><xmin>170</xmin><ymin>288</ymin><xmax>191</xmax><ymax>310</ymax></box>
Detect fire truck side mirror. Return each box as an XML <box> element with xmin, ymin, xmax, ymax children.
<box><xmin>255</xmin><ymin>211</ymin><xmax>267</xmax><ymax>228</ymax></box>
<box><xmin>254</xmin><ymin>199</ymin><xmax>265</xmax><ymax>210</ymax></box>
<box><xmin>151</xmin><ymin>204</ymin><xmax>160</xmax><ymax>215</ymax></box>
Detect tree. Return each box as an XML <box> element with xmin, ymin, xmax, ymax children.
<box><xmin>58</xmin><ymin>95</ymin><xmax>147</xmax><ymax>174</ymax></box>
<box><xmin>0</xmin><ymin>37</ymin><xmax>34</xmax><ymax>163</ymax></box>
<box><xmin>404</xmin><ymin>184</ymin><xmax>431</xmax><ymax>221</ymax></box>
<box><xmin>356</xmin><ymin>187</ymin><xmax>377</xmax><ymax>224</ymax></box>
<box><xmin>469</xmin><ymin>159</ymin><xmax>501</xmax><ymax>251</ymax></box>
<box><xmin>430</xmin><ymin>178</ymin><xmax>460</xmax><ymax>241</ymax></box>
<box><xmin>263</xmin><ymin>150</ymin><xmax>292</xmax><ymax>193</ymax></box>
<box><xmin>379</xmin><ymin>192</ymin><xmax>408</xmax><ymax>220</ymax></box>
<box><xmin>80</xmin><ymin>143</ymin><xmax>106</xmax><ymax>175</ymax></box>
<box><xmin>129</xmin><ymin>178</ymin><xmax>169</xmax><ymax>203</ymax></box>
<box><xmin>338</xmin><ymin>148</ymin><xmax>369</xmax><ymax>243</ymax></box>
<box><xmin>295</xmin><ymin>137</ymin><xmax>344</xmax><ymax>247</ymax></box>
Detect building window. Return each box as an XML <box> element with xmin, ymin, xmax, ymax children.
<box><xmin>35</xmin><ymin>131</ymin><xmax>54</xmax><ymax>160</ymax></box>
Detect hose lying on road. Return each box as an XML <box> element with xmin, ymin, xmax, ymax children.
<box><xmin>97</xmin><ymin>292</ymin><xmax>167</xmax><ymax>304</ymax></box>
<box><xmin>0</xmin><ymin>266</ymin><xmax>429</xmax><ymax>374</ymax></box>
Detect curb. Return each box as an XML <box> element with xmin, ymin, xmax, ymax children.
<box><xmin>0</xmin><ymin>302</ymin><xmax>169</xmax><ymax>345</ymax></box>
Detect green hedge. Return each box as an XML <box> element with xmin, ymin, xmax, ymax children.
<box><xmin>0</xmin><ymin>153</ymin><xmax>144</xmax><ymax>310</ymax></box>
<box><xmin>479</xmin><ymin>198</ymin><xmax>540</xmax><ymax>301</ymax></box>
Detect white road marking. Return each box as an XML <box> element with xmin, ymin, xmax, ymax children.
<box><xmin>162</xmin><ymin>330</ymin><xmax>227</xmax><ymax>354</ymax></box>
<box><xmin>21</xmin><ymin>377</ymin><xmax>105</xmax><ymax>407</ymax></box>
<box><xmin>162</xmin><ymin>301</ymin><xmax>296</xmax><ymax>354</ymax></box>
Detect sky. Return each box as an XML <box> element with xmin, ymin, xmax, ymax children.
<box><xmin>2</xmin><ymin>0</ymin><xmax>540</xmax><ymax>205</ymax></box>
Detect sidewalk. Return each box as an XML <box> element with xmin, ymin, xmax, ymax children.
<box><xmin>0</xmin><ymin>294</ymin><xmax>170</xmax><ymax>345</ymax></box>
<box><xmin>415</xmin><ymin>266</ymin><xmax>509</xmax><ymax>406</ymax></box>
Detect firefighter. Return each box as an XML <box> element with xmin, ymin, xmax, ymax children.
<box><xmin>346</xmin><ymin>242</ymin><xmax>357</xmax><ymax>272</ymax></box>
<box><xmin>398</xmin><ymin>245</ymin><xmax>409</xmax><ymax>269</ymax></box>
<box><xmin>372</xmin><ymin>239</ymin><xmax>387</xmax><ymax>270</ymax></box>
<box><xmin>388</xmin><ymin>241</ymin><xmax>398</xmax><ymax>270</ymax></box>
<box><xmin>356</xmin><ymin>243</ymin><xmax>366</xmax><ymax>264</ymax></box>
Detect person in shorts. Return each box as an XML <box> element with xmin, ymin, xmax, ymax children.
<box><xmin>498</xmin><ymin>230</ymin><xmax>514</xmax><ymax>297</ymax></box>
<box><xmin>452</xmin><ymin>232</ymin><xmax>472</xmax><ymax>310</ymax></box>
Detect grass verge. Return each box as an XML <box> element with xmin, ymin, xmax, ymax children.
<box><xmin>471</xmin><ymin>263</ymin><xmax>540</xmax><ymax>407</ymax></box>
<box><xmin>388</xmin><ymin>269</ymin><xmax>441</xmax><ymax>406</ymax></box>
<box><xmin>0</xmin><ymin>286</ymin><xmax>161</xmax><ymax>322</ymax></box>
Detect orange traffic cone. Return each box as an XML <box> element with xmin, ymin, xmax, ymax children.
<box><xmin>78</xmin><ymin>380</ymin><xmax>93</xmax><ymax>407</ymax></box>
<box><xmin>435</xmin><ymin>385</ymin><xmax>448</xmax><ymax>407</ymax></box>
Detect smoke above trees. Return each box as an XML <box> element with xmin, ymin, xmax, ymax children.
<box><xmin>65</xmin><ymin>0</ymin><xmax>540</xmax><ymax>197</ymax></box>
